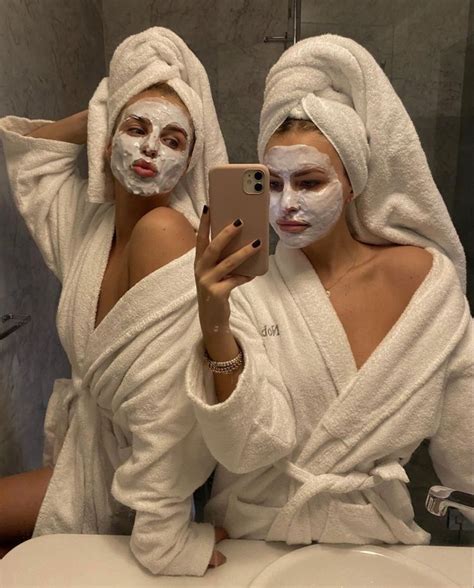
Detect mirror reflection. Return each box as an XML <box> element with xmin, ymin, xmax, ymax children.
<box><xmin>0</xmin><ymin>0</ymin><xmax>472</xmax><ymax>583</ymax></box>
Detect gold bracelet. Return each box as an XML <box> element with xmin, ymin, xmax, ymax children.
<box><xmin>204</xmin><ymin>348</ymin><xmax>244</xmax><ymax>374</ymax></box>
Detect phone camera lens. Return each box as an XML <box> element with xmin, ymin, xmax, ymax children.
<box><xmin>255</xmin><ymin>183</ymin><xmax>263</xmax><ymax>192</ymax></box>
<box><xmin>254</xmin><ymin>171</ymin><xmax>263</xmax><ymax>180</ymax></box>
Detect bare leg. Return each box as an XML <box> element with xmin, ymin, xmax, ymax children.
<box><xmin>0</xmin><ymin>466</ymin><xmax>53</xmax><ymax>551</ymax></box>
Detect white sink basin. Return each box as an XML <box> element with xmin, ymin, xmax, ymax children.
<box><xmin>1</xmin><ymin>536</ymin><xmax>471</xmax><ymax>586</ymax></box>
<box><xmin>249</xmin><ymin>544</ymin><xmax>458</xmax><ymax>587</ymax></box>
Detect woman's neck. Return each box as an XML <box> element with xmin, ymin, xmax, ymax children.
<box><xmin>112</xmin><ymin>180</ymin><xmax>171</xmax><ymax>246</ymax></box>
<box><xmin>302</xmin><ymin>214</ymin><xmax>367</xmax><ymax>280</ymax></box>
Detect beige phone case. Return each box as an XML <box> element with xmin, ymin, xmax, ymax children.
<box><xmin>209</xmin><ymin>164</ymin><xmax>270</xmax><ymax>277</ymax></box>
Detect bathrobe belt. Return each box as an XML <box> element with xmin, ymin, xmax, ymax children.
<box><xmin>266</xmin><ymin>458</ymin><xmax>409</xmax><ymax>543</ymax></box>
<box><xmin>43</xmin><ymin>376</ymin><xmax>96</xmax><ymax>466</ymax></box>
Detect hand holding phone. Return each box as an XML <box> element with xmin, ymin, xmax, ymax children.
<box><xmin>194</xmin><ymin>204</ymin><xmax>261</xmax><ymax>337</ymax></box>
<box><xmin>194</xmin><ymin>165</ymin><xmax>269</xmax><ymax>401</ymax></box>
<box><xmin>194</xmin><ymin>203</ymin><xmax>261</xmax><ymax>404</ymax></box>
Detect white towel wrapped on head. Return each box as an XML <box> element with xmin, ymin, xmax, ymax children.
<box><xmin>258</xmin><ymin>34</ymin><xmax>466</xmax><ymax>288</ymax></box>
<box><xmin>87</xmin><ymin>26</ymin><xmax>227</xmax><ymax>229</ymax></box>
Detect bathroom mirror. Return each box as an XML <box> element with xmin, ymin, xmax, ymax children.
<box><xmin>0</xmin><ymin>0</ymin><xmax>472</xmax><ymax>549</ymax></box>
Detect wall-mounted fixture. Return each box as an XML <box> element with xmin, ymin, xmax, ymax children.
<box><xmin>0</xmin><ymin>314</ymin><xmax>31</xmax><ymax>340</ymax></box>
<box><xmin>264</xmin><ymin>0</ymin><xmax>301</xmax><ymax>48</ymax></box>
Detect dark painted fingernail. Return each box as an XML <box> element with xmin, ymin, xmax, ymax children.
<box><xmin>202</xmin><ymin>204</ymin><xmax>209</xmax><ymax>214</ymax></box>
<box><xmin>233</xmin><ymin>218</ymin><xmax>243</xmax><ymax>227</ymax></box>
<box><xmin>252</xmin><ymin>239</ymin><xmax>261</xmax><ymax>248</ymax></box>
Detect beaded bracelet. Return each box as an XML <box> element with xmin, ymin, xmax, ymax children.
<box><xmin>204</xmin><ymin>348</ymin><xmax>244</xmax><ymax>374</ymax></box>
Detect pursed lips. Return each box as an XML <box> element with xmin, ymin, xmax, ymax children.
<box><xmin>131</xmin><ymin>159</ymin><xmax>158</xmax><ymax>178</ymax></box>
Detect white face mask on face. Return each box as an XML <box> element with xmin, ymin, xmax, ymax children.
<box><xmin>263</xmin><ymin>144</ymin><xmax>344</xmax><ymax>248</ymax></box>
<box><xmin>110</xmin><ymin>98</ymin><xmax>193</xmax><ymax>197</ymax></box>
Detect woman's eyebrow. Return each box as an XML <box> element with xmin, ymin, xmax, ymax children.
<box><xmin>268</xmin><ymin>168</ymin><xmax>283</xmax><ymax>177</ymax></box>
<box><xmin>292</xmin><ymin>166</ymin><xmax>327</xmax><ymax>177</ymax></box>
<box><xmin>130</xmin><ymin>114</ymin><xmax>146</xmax><ymax>123</ymax></box>
<box><xmin>123</xmin><ymin>114</ymin><xmax>149</xmax><ymax>126</ymax></box>
<box><xmin>163</xmin><ymin>123</ymin><xmax>188</xmax><ymax>139</ymax></box>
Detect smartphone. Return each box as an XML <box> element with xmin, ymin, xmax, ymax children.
<box><xmin>209</xmin><ymin>164</ymin><xmax>270</xmax><ymax>277</ymax></box>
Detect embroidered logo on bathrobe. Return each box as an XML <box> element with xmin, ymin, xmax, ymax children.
<box><xmin>261</xmin><ymin>324</ymin><xmax>280</xmax><ymax>337</ymax></box>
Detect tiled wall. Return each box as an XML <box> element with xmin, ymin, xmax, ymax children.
<box><xmin>0</xmin><ymin>0</ymin><xmax>105</xmax><ymax>475</ymax></box>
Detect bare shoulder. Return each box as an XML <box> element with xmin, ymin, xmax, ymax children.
<box><xmin>128</xmin><ymin>207</ymin><xmax>196</xmax><ymax>287</ymax></box>
<box><xmin>379</xmin><ymin>245</ymin><xmax>433</xmax><ymax>294</ymax></box>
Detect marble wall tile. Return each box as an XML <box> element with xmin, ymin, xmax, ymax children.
<box><xmin>101</xmin><ymin>1</ymin><xmax>218</xmax><ymax>72</ymax></box>
<box><xmin>215</xmin><ymin>0</ymin><xmax>291</xmax><ymax>45</ymax></box>
<box><xmin>0</xmin><ymin>0</ymin><xmax>105</xmax><ymax>475</ymax></box>
<box><xmin>302</xmin><ymin>0</ymin><xmax>403</xmax><ymax>26</ymax></box>
<box><xmin>216</xmin><ymin>40</ymin><xmax>284</xmax><ymax>162</ymax></box>
<box><xmin>0</xmin><ymin>0</ymin><xmax>105</xmax><ymax>118</ymax></box>
<box><xmin>215</xmin><ymin>0</ymin><xmax>288</xmax><ymax>164</ymax></box>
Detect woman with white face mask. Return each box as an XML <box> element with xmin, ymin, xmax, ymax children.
<box><xmin>189</xmin><ymin>35</ymin><xmax>472</xmax><ymax>546</ymax></box>
<box><xmin>0</xmin><ymin>28</ymin><xmax>228</xmax><ymax>574</ymax></box>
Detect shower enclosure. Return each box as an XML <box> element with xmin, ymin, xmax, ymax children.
<box><xmin>0</xmin><ymin>0</ymin><xmax>472</xmax><ymax>546</ymax></box>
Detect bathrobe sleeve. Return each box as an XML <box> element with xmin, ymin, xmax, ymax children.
<box><xmin>187</xmin><ymin>288</ymin><xmax>297</xmax><ymax>474</ymax></box>
<box><xmin>97</xmin><ymin>252</ymin><xmax>217</xmax><ymax>576</ymax></box>
<box><xmin>0</xmin><ymin>115</ymin><xmax>92</xmax><ymax>281</ymax></box>
<box><xmin>429</xmin><ymin>318</ymin><xmax>474</xmax><ymax>518</ymax></box>
<box><xmin>112</xmin><ymin>396</ymin><xmax>216</xmax><ymax>576</ymax></box>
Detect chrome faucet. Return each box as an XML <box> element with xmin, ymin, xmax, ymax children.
<box><xmin>426</xmin><ymin>485</ymin><xmax>474</xmax><ymax>518</ymax></box>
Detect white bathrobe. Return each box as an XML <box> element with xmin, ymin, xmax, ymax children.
<box><xmin>187</xmin><ymin>241</ymin><xmax>473</xmax><ymax>545</ymax></box>
<box><xmin>0</xmin><ymin>117</ymin><xmax>216</xmax><ymax>576</ymax></box>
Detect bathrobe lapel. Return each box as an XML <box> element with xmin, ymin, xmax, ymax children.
<box><xmin>275</xmin><ymin>244</ymin><xmax>468</xmax><ymax>454</ymax></box>
<box><xmin>57</xmin><ymin>206</ymin><xmax>115</xmax><ymax>375</ymax></box>
<box><xmin>275</xmin><ymin>242</ymin><xmax>358</xmax><ymax>396</ymax></box>
<box><xmin>37</xmin><ymin>207</ymin><xmax>121</xmax><ymax>534</ymax></box>
<box><xmin>82</xmin><ymin>248</ymin><xmax>198</xmax><ymax>408</ymax></box>
<box><xmin>308</xmin><ymin>248</ymin><xmax>469</xmax><ymax>457</ymax></box>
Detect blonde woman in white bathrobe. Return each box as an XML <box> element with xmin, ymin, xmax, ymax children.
<box><xmin>0</xmin><ymin>28</ymin><xmax>228</xmax><ymax>574</ymax></box>
<box><xmin>188</xmin><ymin>35</ymin><xmax>473</xmax><ymax>546</ymax></box>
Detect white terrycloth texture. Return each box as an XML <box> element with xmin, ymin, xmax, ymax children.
<box><xmin>187</xmin><ymin>242</ymin><xmax>473</xmax><ymax>545</ymax></box>
<box><xmin>258</xmin><ymin>34</ymin><xmax>466</xmax><ymax>288</ymax></box>
<box><xmin>87</xmin><ymin>26</ymin><xmax>227</xmax><ymax>229</ymax></box>
<box><xmin>0</xmin><ymin>117</ymin><xmax>217</xmax><ymax>576</ymax></box>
